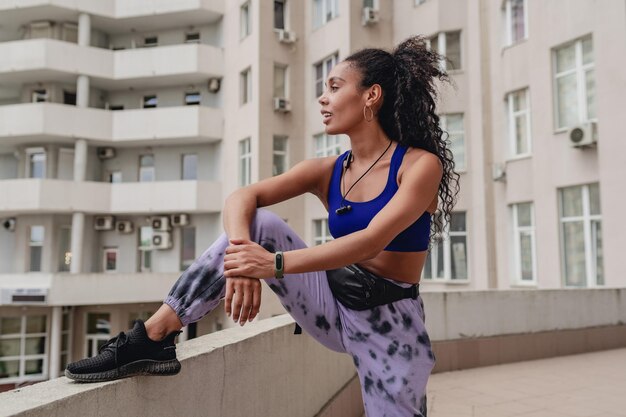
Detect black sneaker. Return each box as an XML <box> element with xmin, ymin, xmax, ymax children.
<box><xmin>65</xmin><ymin>320</ymin><xmax>181</xmax><ymax>382</ymax></box>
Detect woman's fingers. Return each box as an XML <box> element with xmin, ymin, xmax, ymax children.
<box><xmin>238</xmin><ymin>285</ymin><xmax>253</xmax><ymax>325</ymax></box>
<box><xmin>226</xmin><ymin>278</ymin><xmax>259</xmax><ymax>325</ymax></box>
<box><xmin>249</xmin><ymin>283</ymin><xmax>261</xmax><ymax>322</ymax></box>
<box><xmin>224</xmin><ymin>278</ymin><xmax>234</xmax><ymax>317</ymax></box>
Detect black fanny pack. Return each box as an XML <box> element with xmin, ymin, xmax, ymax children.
<box><xmin>326</xmin><ymin>264</ymin><xmax>419</xmax><ymax>311</ymax></box>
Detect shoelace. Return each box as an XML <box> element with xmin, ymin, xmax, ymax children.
<box><xmin>99</xmin><ymin>331</ymin><xmax>129</xmax><ymax>376</ymax></box>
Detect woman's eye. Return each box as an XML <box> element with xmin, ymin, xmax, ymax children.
<box><xmin>330</xmin><ymin>86</ymin><xmax>338</xmax><ymax>92</ymax></box>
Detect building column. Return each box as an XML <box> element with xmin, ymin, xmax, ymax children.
<box><xmin>46</xmin><ymin>144</ymin><xmax>58</xmax><ymax>179</ymax></box>
<box><xmin>69</xmin><ymin>213</ymin><xmax>84</xmax><ymax>274</ymax></box>
<box><xmin>178</xmin><ymin>326</ymin><xmax>189</xmax><ymax>342</ymax></box>
<box><xmin>48</xmin><ymin>306</ymin><xmax>62</xmax><ymax>378</ymax></box>
<box><xmin>78</xmin><ymin>13</ymin><xmax>91</xmax><ymax>47</ymax></box>
<box><xmin>76</xmin><ymin>75</ymin><xmax>89</xmax><ymax>109</ymax></box>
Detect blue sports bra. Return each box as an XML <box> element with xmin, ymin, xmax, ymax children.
<box><xmin>327</xmin><ymin>144</ymin><xmax>432</xmax><ymax>252</ymax></box>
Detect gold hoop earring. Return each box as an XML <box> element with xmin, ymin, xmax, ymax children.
<box><xmin>363</xmin><ymin>105</ymin><xmax>374</xmax><ymax>122</ymax></box>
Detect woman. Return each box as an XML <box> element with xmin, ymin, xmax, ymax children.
<box><xmin>66</xmin><ymin>36</ymin><xmax>458</xmax><ymax>417</ymax></box>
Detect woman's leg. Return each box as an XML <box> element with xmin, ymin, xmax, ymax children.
<box><xmin>163</xmin><ymin>208</ymin><xmax>346</xmax><ymax>352</ymax></box>
<box><xmin>340</xmin><ymin>293</ymin><xmax>435</xmax><ymax>417</ymax></box>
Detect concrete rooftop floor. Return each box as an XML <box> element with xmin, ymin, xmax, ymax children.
<box><xmin>425</xmin><ymin>348</ymin><xmax>626</xmax><ymax>417</ymax></box>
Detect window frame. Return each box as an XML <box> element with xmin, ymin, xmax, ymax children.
<box><xmin>439</xmin><ymin>114</ymin><xmax>466</xmax><ymax>172</ymax></box>
<box><xmin>240</xmin><ymin>67</ymin><xmax>252</xmax><ymax>106</ymax></box>
<box><xmin>274</xmin><ymin>63</ymin><xmax>289</xmax><ymax>99</ymax></box>
<box><xmin>511</xmin><ymin>202</ymin><xmax>537</xmax><ymax>286</ymax></box>
<box><xmin>240</xmin><ymin>2</ymin><xmax>251</xmax><ymax>39</ymax></box>
<box><xmin>506</xmin><ymin>87</ymin><xmax>532</xmax><ymax>159</ymax></box>
<box><xmin>503</xmin><ymin>0</ymin><xmax>528</xmax><ymax>47</ymax></box>
<box><xmin>427</xmin><ymin>31</ymin><xmax>462</xmax><ymax>72</ymax></box>
<box><xmin>84</xmin><ymin>313</ymin><xmax>110</xmax><ymax>358</ymax></box>
<box><xmin>181</xmin><ymin>153</ymin><xmax>198</xmax><ymax>180</ymax></box>
<box><xmin>552</xmin><ymin>35</ymin><xmax>595</xmax><ymax>131</ymax></box>
<box><xmin>314</xmin><ymin>53</ymin><xmax>339</xmax><ymax>98</ymax></box>
<box><xmin>138</xmin><ymin>226</ymin><xmax>153</xmax><ymax>273</ymax></box>
<box><xmin>28</xmin><ymin>225</ymin><xmax>45</xmax><ymax>272</ymax></box>
<box><xmin>313</xmin><ymin>219</ymin><xmax>333</xmax><ymax>245</ymax></box>
<box><xmin>0</xmin><ymin>314</ymin><xmax>49</xmax><ymax>383</ymax></box>
<box><xmin>313</xmin><ymin>0</ymin><xmax>339</xmax><ymax>30</ymax></box>
<box><xmin>422</xmin><ymin>212</ymin><xmax>469</xmax><ymax>283</ymax></box>
<box><xmin>272</xmin><ymin>135</ymin><xmax>289</xmax><ymax>176</ymax></box>
<box><xmin>26</xmin><ymin>147</ymin><xmax>46</xmax><ymax>179</ymax></box>
<box><xmin>138</xmin><ymin>154</ymin><xmax>155</xmax><ymax>182</ymax></box>
<box><xmin>180</xmin><ymin>226</ymin><xmax>196</xmax><ymax>271</ymax></box>
<box><xmin>102</xmin><ymin>247</ymin><xmax>119</xmax><ymax>273</ymax></box>
<box><xmin>239</xmin><ymin>138</ymin><xmax>252</xmax><ymax>187</ymax></box>
<box><xmin>313</xmin><ymin>132</ymin><xmax>342</xmax><ymax>158</ymax></box>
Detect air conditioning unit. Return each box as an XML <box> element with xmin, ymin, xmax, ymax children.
<box><xmin>97</xmin><ymin>147</ymin><xmax>116</xmax><ymax>160</ymax></box>
<box><xmin>277</xmin><ymin>29</ymin><xmax>296</xmax><ymax>44</ymax></box>
<box><xmin>116</xmin><ymin>220</ymin><xmax>134</xmax><ymax>234</ymax></box>
<box><xmin>362</xmin><ymin>7</ymin><xmax>380</xmax><ymax>25</ymax></box>
<box><xmin>492</xmin><ymin>163</ymin><xmax>506</xmax><ymax>182</ymax></box>
<box><xmin>152</xmin><ymin>232</ymin><xmax>172</xmax><ymax>250</ymax></box>
<box><xmin>94</xmin><ymin>216</ymin><xmax>115</xmax><ymax>231</ymax></box>
<box><xmin>2</xmin><ymin>218</ymin><xmax>16</xmax><ymax>232</ymax></box>
<box><xmin>273</xmin><ymin>97</ymin><xmax>291</xmax><ymax>113</ymax></box>
<box><xmin>208</xmin><ymin>77</ymin><xmax>221</xmax><ymax>93</ymax></box>
<box><xmin>171</xmin><ymin>214</ymin><xmax>189</xmax><ymax>227</ymax></box>
<box><xmin>568</xmin><ymin>122</ymin><xmax>598</xmax><ymax>148</ymax></box>
<box><xmin>152</xmin><ymin>216</ymin><xmax>171</xmax><ymax>231</ymax></box>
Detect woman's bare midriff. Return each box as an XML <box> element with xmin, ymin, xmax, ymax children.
<box><xmin>357</xmin><ymin>250</ymin><xmax>427</xmax><ymax>284</ymax></box>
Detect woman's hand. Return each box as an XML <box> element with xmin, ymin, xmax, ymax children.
<box><xmin>223</xmin><ymin>238</ymin><xmax>275</xmax><ymax>279</ymax></box>
<box><xmin>224</xmin><ymin>277</ymin><xmax>262</xmax><ymax>325</ymax></box>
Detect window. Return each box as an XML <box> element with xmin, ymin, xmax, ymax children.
<box><xmin>138</xmin><ymin>227</ymin><xmax>152</xmax><ymax>272</ymax></box>
<box><xmin>313</xmin><ymin>219</ymin><xmax>333</xmax><ymax>245</ymax></box>
<box><xmin>313</xmin><ymin>0</ymin><xmax>339</xmax><ymax>29</ymax></box>
<box><xmin>143</xmin><ymin>95</ymin><xmax>157</xmax><ymax>108</ymax></box>
<box><xmin>58</xmin><ymin>226</ymin><xmax>72</xmax><ymax>272</ymax></box>
<box><xmin>414</xmin><ymin>0</ymin><xmax>427</xmax><ymax>5</ymax></box>
<box><xmin>423</xmin><ymin>212</ymin><xmax>468</xmax><ymax>281</ymax></box>
<box><xmin>29</xmin><ymin>226</ymin><xmax>44</xmax><ymax>272</ymax></box>
<box><xmin>275</xmin><ymin>0</ymin><xmax>286</xmax><ymax>29</ymax></box>
<box><xmin>0</xmin><ymin>315</ymin><xmax>47</xmax><ymax>382</ymax></box>
<box><xmin>314</xmin><ymin>53</ymin><xmax>339</xmax><ymax>97</ymax></box>
<box><xmin>109</xmin><ymin>105</ymin><xmax>124</xmax><ymax>111</ymax></box>
<box><xmin>185</xmin><ymin>92</ymin><xmax>201</xmax><ymax>105</ymax></box>
<box><xmin>31</xmin><ymin>89</ymin><xmax>48</xmax><ymax>103</ymax></box>
<box><xmin>61</xmin><ymin>23</ymin><xmax>78</xmax><ymax>43</ymax></box>
<box><xmin>559</xmin><ymin>183</ymin><xmax>603</xmax><ymax>287</ymax></box>
<box><xmin>273</xmin><ymin>136</ymin><xmax>288</xmax><ymax>176</ymax></box>
<box><xmin>139</xmin><ymin>155</ymin><xmax>155</xmax><ymax>182</ymax></box>
<box><xmin>506</xmin><ymin>88</ymin><xmax>531</xmax><ymax>157</ymax></box>
<box><xmin>504</xmin><ymin>0</ymin><xmax>527</xmax><ymax>46</ymax></box>
<box><xmin>240</xmin><ymin>2</ymin><xmax>251</xmax><ymax>39</ymax></box>
<box><xmin>239</xmin><ymin>138</ymin><xmax>252</xmax><ymax>187</ymax></box>
<box><xmin>274</xmin><ymin>64</ymin><xmax>288</xmax><ymax>98</ymax></box>
<box><xmin>363</xmin><ymin>0</ymin><xmax>375</xmax><ymax>8</ymax></box>
<box><xmin>59</xmin><ymin>308</ymin><xmax>72</xmax><ymax>376</ymax></box>
<box><xmin>240</xmin><ymin>67</ymin><xmax>252</xmax><ymax>105</ymax></box>
<box><xmin>108</xmin><ymin>171</ymin><xmax>122</xmax><ymax>183</ymax></box>
<box><xmin>511</xmin><ymin>203</ymin><xmax>536</xmax><ymax>284</ymax></box>
<box><xmin>143</xmin><ymin>36</ymin><xmax>158</xmax><ymax>47</ymax></box>
<box><xmin>314</xmin><ymin>132</ymin><xmax>342</xmax><ymax>157</ymax></box>
<box><xmin>440</xmin><ymin>114</ymin><xmax>465</xmax><ymax>171</ymax></box>
<box><xmin>553</xmin><ymin>36</ymin><xmax>595</xmax><ymax>129</ymax></box>
<box><xmin>428</xmin><ymin>31</ymin><xmax>462</xmax><ymax>71</ymax></box>
<box><xmin>180</xmin><ymin>227</ymin><xmax>196</xmax><ymax>271</ymax></box>
<box><xmin>103</xmin><ymin>248</ymin><xmax>118</xmax><ymax>272</ymax></box>
<box><xmin>185</xmin><ymin>32</ymin><xmax>200</xmax><ymax>43</ymax></box>
<box><xmin>85</xmin><ymin>313</ymin><xmax>110</xmax><ymax>357</ymax></box>
<box><xmin>26</xmin><ymin>148</ymin><xmax>46</xmax><ymax>179</ymax></box>
<box><xmin>63</xmin><ymin>90</ymin><xmax>76</xmax><ymax>105</ymax></box>
<box><xmin>182</xmin><ymin>154</ymin><xmax>198</xmax><ymax>180</ymax></box>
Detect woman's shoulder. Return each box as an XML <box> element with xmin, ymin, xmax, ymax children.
<box><xmin>398</xmin><ymin>147</ymin><xmax>441</xmax><ymax>182</ymax></box>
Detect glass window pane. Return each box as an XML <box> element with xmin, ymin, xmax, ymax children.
<box><xmin>446</xmin><ymin>114</ymin><xmax>463</xmax><ymax>131</ymax></box>
<box><xmin>87</xmin><ymin>313</ymin><xmax>110</xmax><ymax>334</ymax></box>
<box><xmin>517</xmin><ymin>203</ymin><xmax>532</xmax><ymax>227</ymax></box>
<box><xmin>61</xmin><ymin>334</ymin><xmax>68</xmax><ymax>351</ymax></box>
<box><xmin>512</xmin><ymin>90</ymin><xmax>527</xmax><ymax>112</ymax></box>
<box><xmin>26</xmin><ymin>315</ymin><xmax>46</xmax><ymax>333</ymax></box>
<box><xmin>557</xmin><ymin>73</ymin><xmax>579</xmax><ymax>128</ymax></box>
<box><xmin>30</xmin><ymin>226</ymin><xmax>44</xmax><ymax>244</ymax></box>
<box><xmin>30</xmin><ymin>153</ymin><xmax>46</xmax><ymax>178</ymax></box>
<box><xmin>556</xmin><ymin>43</ymin><xmax>576</xmax><ymax>73</ymax></box>
<box><xmin>592</xmin><ymin>220</ymin><xmax>604</xmax><ymax>285</ymax></box>
<box><xmin>0</xmin><ymin>339</ymin><xmax>20</xmax><ymax>356</ymax></box>
<box><xmin>25</xmin><ymin>337</ymin><xmax>46</xmax><ymax>355</ymax></box>
<box><xmin>446</xmin><ymin>32</ymin><xmax>461</xmax><ymax>70</ymax></box>
<box><xmin>184</xmin><ymin>92</ymin><xmax>200</xmax><ymax>105</ymax></box>
<box><xmin>582</xmin><ymin>37</ymin><xmax>593</xmax><ymax>65</ymax></box>
<box><xmin>589</xmin><ymin>183</ymin><xmax>601</xmax><ymax>215</ymax></box>
<box><xmin>30</xmin><ymin>246</ymin><xmax>42</xmax><ymax>272</ymax></box>
<box><xmin>180</xmin><ymin>227</ymin><xmax>196</xmax><ymax>271</ymax></box>
<box><xmin>520</xmin><ymin>232</ymin><xmax>533</xmax><ymax>280</ymax></box>
<box><xmin>423</xmin><ymin>251</ymin><xmax>432</xmax><ymax>279</ymax></box>
<box><xmin>0</xmin><ymin>360</ymin><xmax>19</xmax><ymax>378</ymax></box>
<box><xmin>450</xmin><ymin>212</ymin><xmax>466</xmax><ymax>232</ymax></box>
<box><xmin>104</xmin><ymin>250</ymin><xmax>117</xmax><ymax>271</ymax></box>
<box><xmin>585</xmin><ymin>69</ymin><xmax>596</xmax><ymax>120</ymax></box>
<box><xmin>563</xmin><ymin>221</ymin><xmax>586</xmax><ymax>286</ymax></box>
<box><xmin>429</xmin><ymin>35</ymin><xmax>439</xmax><ymax>53</ymax></box>
<box><xmin>561</xmin><ymin>186</ymin><xmax>583</xmax><ymax>217</ymax></box>
<box><xmin>58</xmin><ymin>227</ymin><xmax>72</xmax><ymax>272</ymax></box>
<box><xmin>274</xmin><ymin>65</ymin><xmax>286</xmax><ymax>98</ymax></box>
<box><xmin>139</xmin><ymin>227</ymin><xmax>153</xmax><ymax>248</ymax></box>
<box><xmin>24</xmin><ymin>359</ymin><xmax>44</xmax><ymax>375</ymax></box>
<box><xmin>511</xmin><ymin>0</ymin><xmax>525</xmax><ymax>42</ymax></box>
<box><xmin>450</xmin><ymin>236</ymin><xmax>468</xmax><ymax>280</ymax></box>
<box><xmin>450</xmin><ymin>133</ymin><xmax>465</xmax><ymax>171</ymax></box>
<box><xmin>140</xmin><ymin>155</ymin><xmax>154</xmax><ymax>167</ymax></box>
<box><xmin>515</xmin><ymin>114</ymin><xmax>528</xmax><ymax>154</ymax></box>
<box><xmin>182</xmin><ymin>154</ymin><xmax>197</xmax><ymax>180</ymax></box>
<box><xmin>274</xmin><ymin>0</ymin><xmax>285</xmax><ymax>29</ymax></box>
<box><xmin>62</xmin><ymin>312</ymin><xmax>70</xmax><ymax>331</ymax></box>
<box><xmin>0</xmin><ymin>317</ymin><xmax>21</xmax><ymax>335</ymax></box>
<box><xmin>435</xmin><ymin>239</ymin><xmax>445</xmax><ymax>278</ymax></box>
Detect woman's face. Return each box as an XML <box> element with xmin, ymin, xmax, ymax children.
<box><xmin>318</xmin><ymin>61</ymin><xmax>369</xmax><ymax>135</ymax></box>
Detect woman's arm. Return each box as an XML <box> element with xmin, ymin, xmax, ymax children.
<box><xmin>223</xmin><ymin>152</ymin><xmax>443</xmax><ymax>278</ymax></box>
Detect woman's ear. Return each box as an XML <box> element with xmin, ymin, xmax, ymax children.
<box><xmin>365</xmin><ymin>84</ymin><xmax>383</xmax><ymax>107</ymax></box>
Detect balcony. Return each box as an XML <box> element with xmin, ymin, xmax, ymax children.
<box><xmin>0</xmin><ymin>272</ymin><xmax>179</xmax><ymax>306</ymax></box>
<box><xmin>0</xmin><ymin>39</ymin><xmax>223</xmax><ymax>88</ymax></box>
<box><xmin>0</xmin><ymin>1</ymin><xmax>224</xmax><ymax>33</ymax></box>
<box><xmin>0</xmin><ymin>103</ymin><xmax>223</xmax><ymax>146</ymax></box>
<box><xmin>0</xmin><ymin>179</ymin><xmax>222</xmax><ymax>215</ymax></box>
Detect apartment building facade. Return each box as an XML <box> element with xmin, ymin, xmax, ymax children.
<box><xmin>1</xmin><ymin>0</ymin><xmax>624</xmax><ymax>390</ymax></box>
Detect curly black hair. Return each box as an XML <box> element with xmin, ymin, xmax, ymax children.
<box><xmin>344</xmin><ymin>35</ymin><xmax>460</xmax><ymax>238</ymax></box>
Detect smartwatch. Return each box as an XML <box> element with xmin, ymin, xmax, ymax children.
<box><xmin>274</xmin><ymin>251</ymin><xmax>284</xmax><ymax>279</ymax></box>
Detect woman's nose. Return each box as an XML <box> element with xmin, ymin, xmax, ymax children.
<box><xmin>318</xmin><ymin>93</ymin><xmax>328</xmax><ymax>105</ymax></box>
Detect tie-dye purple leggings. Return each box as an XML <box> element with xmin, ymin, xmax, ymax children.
<box><xmin>164</xmin><ymin>209</ymin><xmax>435</xmax><ymax>417</ymax></box>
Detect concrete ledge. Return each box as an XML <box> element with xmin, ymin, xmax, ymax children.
<box><xmin>0</xmin><ymin>315</ymin><xmax>356</xmax><ymax>417</ymax></box>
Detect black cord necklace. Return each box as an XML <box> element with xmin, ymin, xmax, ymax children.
<box><xmin>336</xmin><ymin>140</ymin><xmax>393</xmax><ymax>215</ymax></box>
